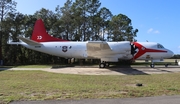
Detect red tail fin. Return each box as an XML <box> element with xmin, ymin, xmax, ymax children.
<box><xmin>31</xmin><ymin>19</ymin><xmax>68</xmax><ymax>42</ymax></box>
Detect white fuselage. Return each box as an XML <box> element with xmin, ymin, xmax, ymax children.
<box><xmin>20</xmin><ymin>41</ymin><xmax>173</xmax><ymax>62</ymax></box>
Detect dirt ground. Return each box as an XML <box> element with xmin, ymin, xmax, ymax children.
<box><xmin>6</xmin><ymin>65</ymin><xmax>180</xmax><ymax>75</ymax></box>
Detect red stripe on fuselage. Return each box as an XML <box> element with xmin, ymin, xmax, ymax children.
<box><xmin>133</xmin><ymin>42</ymin><xmax>167</xmax><ymax>60</ymax></box>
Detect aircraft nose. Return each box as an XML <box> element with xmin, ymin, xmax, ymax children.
<box><xmin>167</xmin><ymin>49</ymin><xmax>174</xmax><ymax>58</ymax></box>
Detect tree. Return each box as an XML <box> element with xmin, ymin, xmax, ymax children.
<box><xmin>60</xmin><ymin>0</ymin><xmax>74</xmax><ymax>40</ymax></box>
<box><xmin>0</xmin><ymin>0</ymin><xmax>16</xmax><ymax>65</ymax></box>
<box><xmin>96</xmin><ymin>7</ymin><xmax>112</xmax><ymax>41</ymax></box>
<box><xmin>110</xmin><ymin>14</ymin><xmax>138</xmax><ymax>41</ymax></box>
<box><xmin>86</xmin><ymin>0</ymin><xmax>101</xmax><ymax>41</ymax></box>
<box><xmin>71</xmin><ymin>0</ymin><xmax>102</xmax><ymax>41</ymax></box>
<box><xmin>71</xmin><ymin>2</ymin><xmax>83</xmax><ymax>41</ymax></box>
<box><xmin>3</xmin><ymin>12</ymin><xmax>25</xmax><ymax>65</ymax></box>
<box><xmin>0</xmin><ymin>0</ymin><xmax>16</xmax><ymax>21</ymax></box>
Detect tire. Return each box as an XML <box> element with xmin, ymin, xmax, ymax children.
<box><xmin>99</xmin><ymin>63</ymin><xmax>105</xmax><ymax>68</ymax></box>
<box><xmin>150</xmin><ymin>64</ymin><xmax>154</xmax><ymax>68</ymax></box>
<box><xmin>165</xmin><ymin>64</ymin><xmax>168</xmax><ymax>68</ymax></box>
<box><xmin>105</xmin><ymin>62</ymin><xmax>109</xmax><ymax>67</ymax></box>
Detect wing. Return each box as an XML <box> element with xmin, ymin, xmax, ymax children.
<box><xmin>17</xmin><ymin>36</ymin><xmax>41</xmax><ymax>45</ymax></box>
<box><xmin>86</xmin><ymin>41</ymin><xmax>112</xmax><ymax>58</ymax></box>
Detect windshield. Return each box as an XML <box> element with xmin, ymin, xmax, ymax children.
<box><xmin>157</xmin><ymin>44</ymin><xmax>164</xmax><ymax>48</ymax></box>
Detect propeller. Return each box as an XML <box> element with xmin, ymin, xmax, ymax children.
<box><xmin>130</xmin><ymin>42</ymin><xmax>138</xmax><ymax>60</ymax></box>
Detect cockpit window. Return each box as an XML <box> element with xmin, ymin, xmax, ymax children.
<box><xmin>157</xmin><ymin>44</ymin><xmax>164</xmax><ymax>48</ymax></box>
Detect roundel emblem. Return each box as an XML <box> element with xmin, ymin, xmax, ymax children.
<box><xmin>62</xmin><ymin>46</ymin><xmax>68</xmax><ymax>52</ymax></box>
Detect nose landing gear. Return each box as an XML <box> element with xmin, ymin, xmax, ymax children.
<box><xmin>150</xmin><ymin>59</ymin><xmax>170</xmax><ymax>68</ymax></box>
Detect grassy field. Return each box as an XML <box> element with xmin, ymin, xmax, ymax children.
<box><xmin>129</xmin><ymin>59</ymin><xmax>178</xmax><ymax>66</ymax></box>
<box><xmin>15</xmin><ymin>65</ymin><xmax>52</xmax><ymax>68</ymax></box>
<box><xmin>0</xmin><ymin>70</ymin><xmax>180</xmax><ymax>103</ymax></box>
<box><xmin>135</xmin><ymin>59</ymin><xmax>177</xmax><ymax>63</ymax></box>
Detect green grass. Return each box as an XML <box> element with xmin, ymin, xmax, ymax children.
<box><xmin>0</xmin><ymin>70</ymin><xmax>180</xmax><ymax>103</ymax></box>
<box><xmin>14</xmin><ymin>65</ymin><xmax>52</xmax><ymax>68</ymax></box>
<box><xmin>135</xmin><ymin>59</ymin><xmax>178</xmax><ymax>63</ymax></box>
<box><xmin>131</xmin><ymin>59</ymin><xmax>178</xmax><ymax>66</ymax></box>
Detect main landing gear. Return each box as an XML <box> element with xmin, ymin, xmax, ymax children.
<box><xmin>99</xmin><ymin>61</ymin><xmax>109</xmax><ymax>68</ymax></box>
<box><xmin>165</xmin><ymin>64</ymin><xmax>169</xmax><ymax>68</ymax></box>
<box><xmin>150</xmin><ymin>63</ymin><xmax>155</xmax><ymax>68</ymax></box>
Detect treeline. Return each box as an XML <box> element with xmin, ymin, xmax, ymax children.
<box><xmin>170</xmin><ymin>54</ymin><xmax>180</xmax><ymax>59</ymax></box>
<box><xmin>0</xmin><ymin>0</ymin><xmax>138</xmax><ymax>65</ymax></box>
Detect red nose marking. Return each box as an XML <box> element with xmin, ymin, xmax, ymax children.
<box><xmin>133</xmin><ymin>42</ymin><xmax>167</xmax><ymax>60</ymax></box>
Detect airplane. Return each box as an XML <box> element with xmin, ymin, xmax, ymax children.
<box><xmin>9</xmin><ymin>19</ymin><xmax>174</xmax><ymax>68</ymax></box>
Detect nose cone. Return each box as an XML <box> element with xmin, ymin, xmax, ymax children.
<box><xmin>166</xmin><ymin>49</ymin><xmax>174</xmax><ymax>58</ymax></box>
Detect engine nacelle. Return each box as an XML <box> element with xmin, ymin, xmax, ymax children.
<box><xmin>110</xmin><ymin>41</ymin><xmax>131</xmax><ymax>54</ymax></box>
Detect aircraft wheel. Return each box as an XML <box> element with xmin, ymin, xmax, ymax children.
<box><xmin>150</xmin><ymin>64</ymin><xmax>155</xmax><ymax>68</ymax></box>
<box><xmin>105</xmin><ymin>62</ymin><xmax>109</xmax><ymax>67</ymax></box>
<box><xmin>99</xmin><ymin>63</ymin><xmax>105</xmax><ymax>68</ymax></box>
<box><xmin>165</xmin><ymin>64</ymin><xmax>168</xmax><ymax>68</ymax></box>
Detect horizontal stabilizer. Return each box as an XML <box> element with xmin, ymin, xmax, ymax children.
<box><xmin>8</xmin><ymin>42</ymin><xmax>22</xmax><ymax>45</ymax></box>
<box><xmin>17</xmin><ymin>36</ymin><xmax>41</xmax><ymax>45</ymax></box>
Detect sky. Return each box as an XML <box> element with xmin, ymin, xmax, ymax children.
<box><xmin>15</xmin><ymin>0</ymin><xmax>180</xmax><ymax>54</ymax></box>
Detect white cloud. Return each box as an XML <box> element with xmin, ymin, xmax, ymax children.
<box><xmin>153</xmin><ymin>30</ymin><xmax>160</xmax><ymax>34</ymax></box>
<box><xmin>147</xmin><ymin>28</ymin><xmax>160</xmax><ymax>34</ymax></box>
<box><xmin>147</xmin><ymin>28</ymin><xmax>153</xmax><ymax>33</ymax></box>
<box><xmin>178</xmin><ymin>46</ymin><xmax>180</xmax><ymax>52</ymax></box>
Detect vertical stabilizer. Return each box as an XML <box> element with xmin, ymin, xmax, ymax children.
<box><xmin>31</xmin><ymin>19</ymin><xmax>68</xmax><ymax>42</ymax></box>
